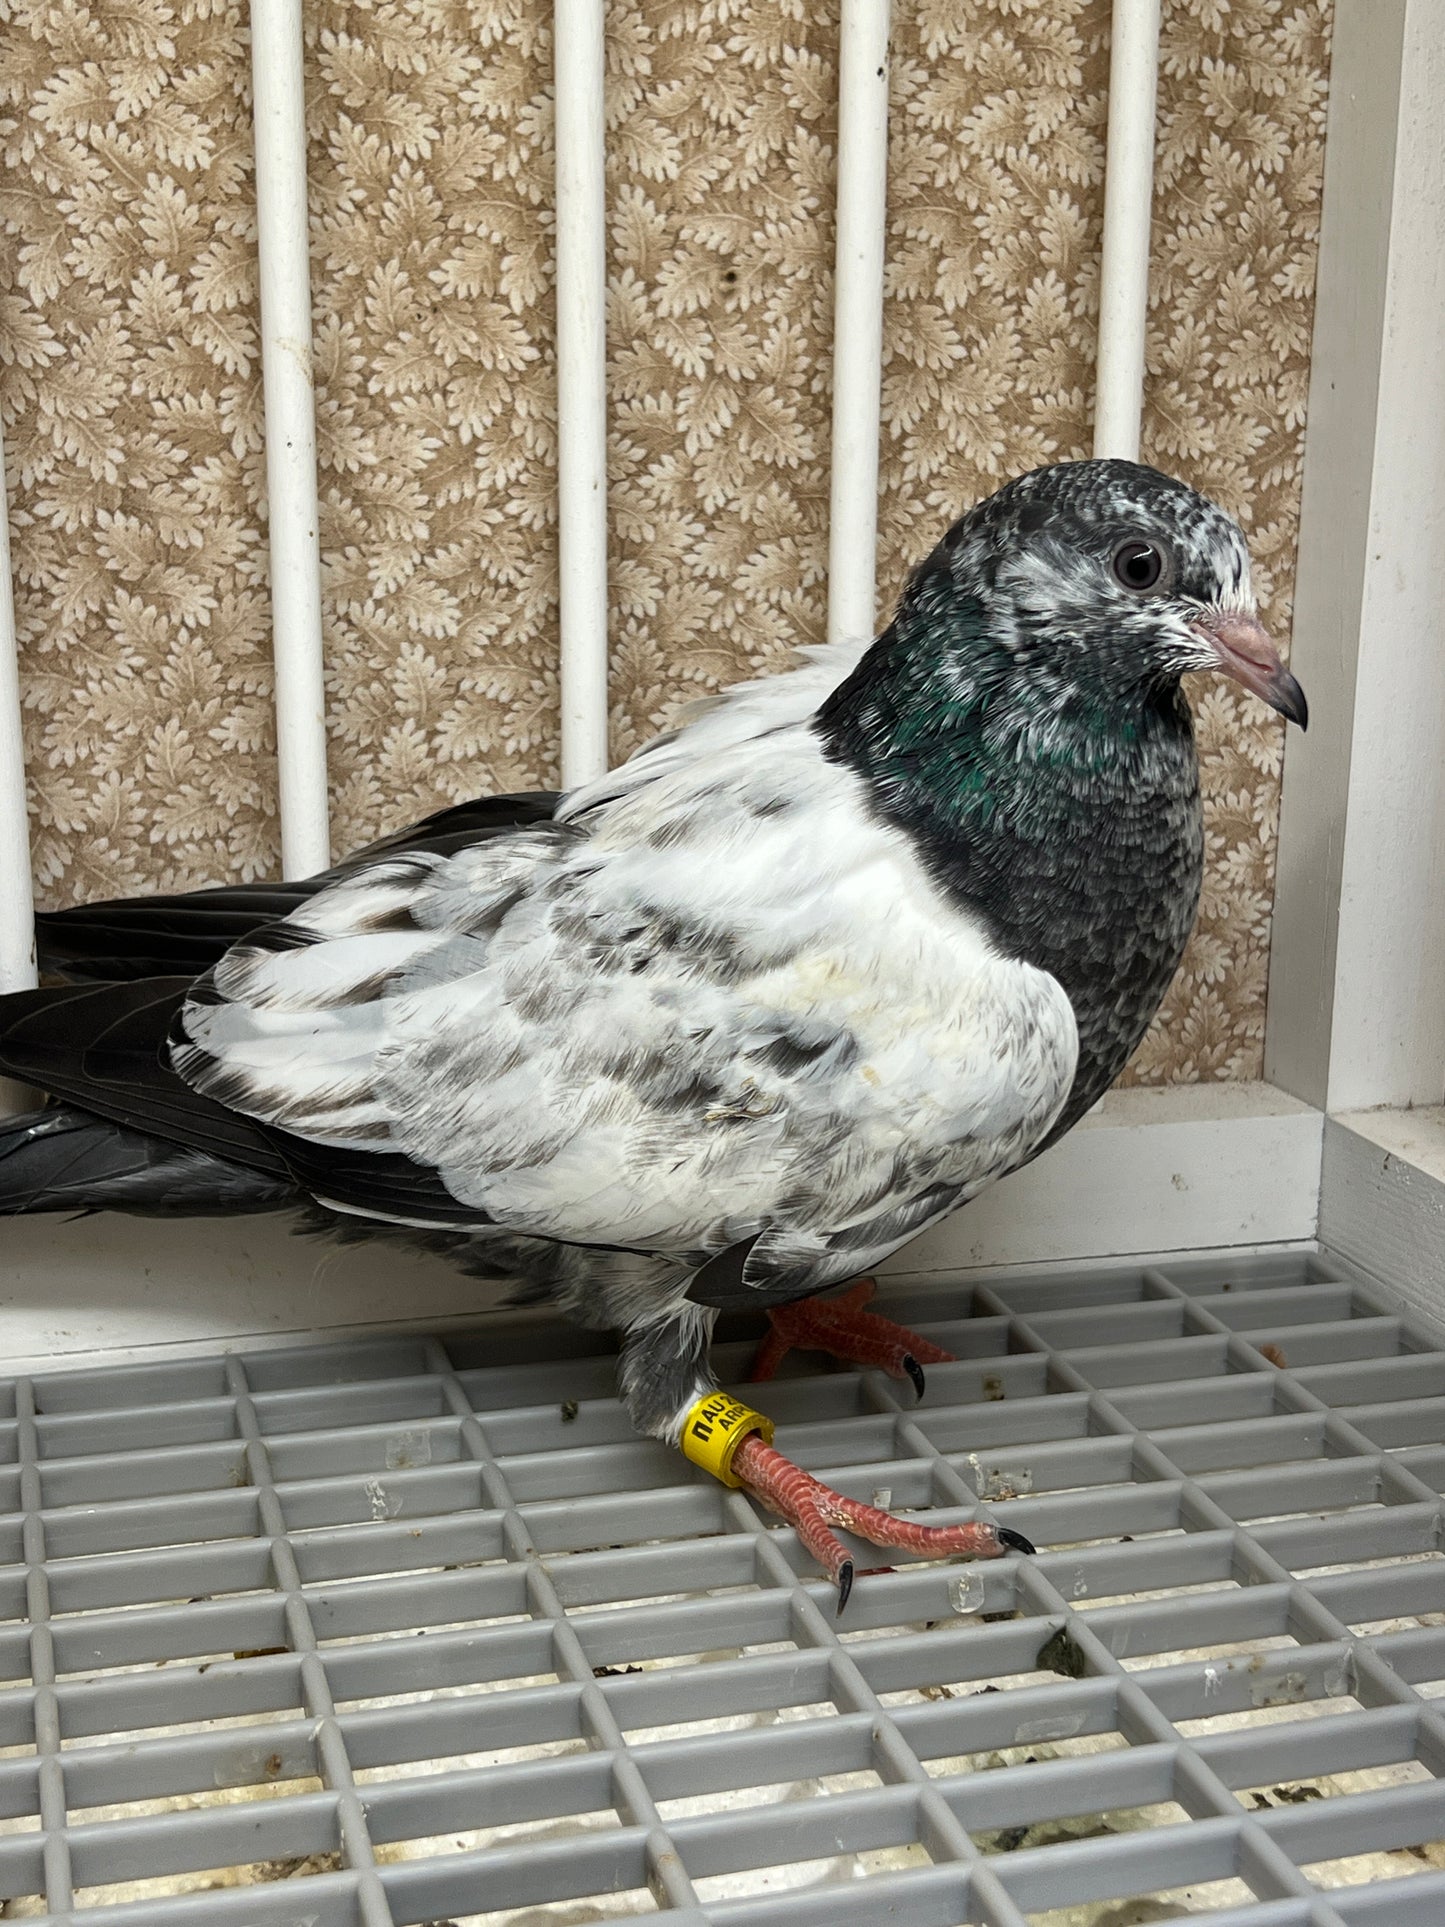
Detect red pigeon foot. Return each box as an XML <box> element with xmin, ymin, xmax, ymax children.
<box><xmin>731</xmin><ymin>1431</ymin><xmax>1034</xmax><ymax>1613</ymax></box>
<box><xmin>750</xmin><ymin>1277</ymin><xmax>954</xmax><ymax>1398</ymax></box>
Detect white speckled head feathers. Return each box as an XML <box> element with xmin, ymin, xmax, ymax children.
<box><xmin>908</xmin><ymin>458</ymin><xmax>1263</xmax><ymax>697</ymax></box>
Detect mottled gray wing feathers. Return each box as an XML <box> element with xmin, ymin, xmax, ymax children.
<box><xmin>172</xmin><ymin>714</ymin><xmax>1079</xmax><ymax>1288</ymax></box>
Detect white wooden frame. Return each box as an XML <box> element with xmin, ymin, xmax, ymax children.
<box><xmin>1</xmin><ymin>0</ymin><xmax>1443</xmax><ymax>1367</ymax></box>
<box><xmin>1263</xmin><ymin>0</ymin><xmax>1445</xmax><ymax>1303</ymax></box>
<box><xmin>1265</xmin><ymin>0</ymin><xmax>1438</xmax><ymax>1118</ymax></box>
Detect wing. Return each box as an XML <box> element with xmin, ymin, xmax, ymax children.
<box><xmin>35</xmin><ymin>792</ymin><xmax>558</xmax><ymax>983</ymax></box>
<box><xmin>171</xmin><ymin>722</ymin><xmax>1079</xmax><ymax>1282</ymax></box>
<box><xmin>0</xmin><ymin>977</ymin><xmax>489</xmax><ymax>1222</ymax></box>
<box><xmin>0</xmin><ymin>980</ymin><xmax>290</xmax><ymax>1177</ymax></box>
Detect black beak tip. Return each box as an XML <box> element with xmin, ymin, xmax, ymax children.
<box><xmin>1275</xmin><ymin>673</ymin><xmax>1308</xmax><ymax>731</ymax></box>
<box><xmin>904</xmin><ymin>1355</ymin><xmax>926</xmax><ymax>1400</ymax></box>
<box><xmin>998</xmin><ymin>1526</ymin><xmax>1036</xmax><ymax>1556</ymax></box>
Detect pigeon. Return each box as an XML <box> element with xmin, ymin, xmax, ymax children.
<box><xmin>0</xmin><ymin>458</ymin><xmax>1306</xmax><ymax>1607</ymax></box>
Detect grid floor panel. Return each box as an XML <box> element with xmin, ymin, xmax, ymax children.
<box><xmin>2</xmin><ymin>1247</ymin><xmax>1445</xmax><ymax>1923</ymax></box>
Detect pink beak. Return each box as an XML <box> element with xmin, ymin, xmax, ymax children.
<box><xmin>1189</xmin><ymin>608</ymin><xmax>1308</xmax><ymax>728</ymax></box>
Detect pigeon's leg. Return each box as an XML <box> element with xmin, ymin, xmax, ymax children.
<box><xmin>730</xmin><ymin>1432</ymin><xmax>1033</xmax><ymax>1614</ymax></box>
<box><xmin>751</xmin><ymin>1278</ymin><xmax>953</xmax><ymax>1398</ymax></box>
<box><xmin>669</xmin><ymin>1380</ymin><xmax>1032</xmax><ymax>1614</ymax></box>
<box><xmin>619</xmin><ymin>1304</ymin><xmax>1030</xmax><ymax>1614</ymax></box>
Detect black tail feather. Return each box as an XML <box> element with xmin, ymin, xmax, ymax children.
<box><xmin>36</xmin><ymin>791</ymin><xmax>559</xmax><ymax>983</ymax></box>
<box><xmin>0</xmin><ymin>979</ymin><xmax>291</xmax><ymax>1177</ymax></box>
<box><xmin>0</xmin><ymin>978</ymin><xmax>485</xmax><ymax>1224</ymax></box>
<box><xmin>0</xmin><ymin>1105</ymin><xmax>297</xmax><ymax>1216</ymax></box>
<box><xmin>4</xmin><ymin>789</ymin><xmax>565</xmax><ymax>1225</ymax></box>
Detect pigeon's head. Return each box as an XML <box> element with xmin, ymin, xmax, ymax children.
<box><xmin>915</xmin><ymin>459</ymin><xmax>1307</xmax><ymax>728</ymax></box>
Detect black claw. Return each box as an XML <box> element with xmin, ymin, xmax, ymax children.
<box><xmin>998</xmin><ymin>1526</ymin><xmax>1036</xmax><ymax>1556</ymax></box>
<box><xmin>903</xmin><ymin>1354</ymin><xmax>926</xmax><ymax>1401</ymax></box>
<box><xmin>835</xmin><ymin>1559</ymin><xmax>854</xmax><ymax>1616</ymax></box>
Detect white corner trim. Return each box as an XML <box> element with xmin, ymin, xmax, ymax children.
<box><xmin>1330</xmin><ymin>1103</ymin><xmax>1445</xmax><ymax>1183</ymax></box>
<box><xmin>1320</xmin><ymin>1108</ymin><xmax>1445</xmax><ymax>1326</ymax></box>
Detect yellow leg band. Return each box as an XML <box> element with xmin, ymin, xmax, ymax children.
<box><xmin>680</xmin><ymin>1392</ymin><xmax>775</xmax><ymax>1488</ymax></box>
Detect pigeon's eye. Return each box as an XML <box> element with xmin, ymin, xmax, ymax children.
<box><xmin>1112</xmin><ymin>538</ymin><xmax>1167</xmax><ymax>593</ymax></box>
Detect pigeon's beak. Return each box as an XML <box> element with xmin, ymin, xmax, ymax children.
<box><xmin>1189</xmin><ymin>607</ymin><xmax>1308</xmax><ymax>729</ymax></box>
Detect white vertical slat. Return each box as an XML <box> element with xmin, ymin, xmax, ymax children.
<box><xmin>827</xmin><ymin>0</ymin><xmax>892</xmax><ymax>648</ymax></box>
<box><xmin>0</xmin><ymin>417</ymin><xmax>36</xmax><ymax>998</ymax></box>
<box><xmin>554</xmin><ymin>0</ymin><xmax>611</xmax><ymax>789</ymax></box>
<box><xmin>1093</xmin><ymin>0</ymin><xmax>1162</xmax><ymax>460</ymax></box>
<box><xmin>251</xmin><ymin>0</ymin><xmax>331</xmax><ymax>877</ymax></box>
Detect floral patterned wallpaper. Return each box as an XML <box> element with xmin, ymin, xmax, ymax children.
<box><xmin>0</xmin><ymin>0</ymin><xmax>1332</xmax><ymax>1082</ymax></box>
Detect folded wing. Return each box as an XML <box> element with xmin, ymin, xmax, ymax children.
<box><xmin>171</xmin><ymin>730</ymin><xmax>1080</xmax><ymax>1284</ymax></box>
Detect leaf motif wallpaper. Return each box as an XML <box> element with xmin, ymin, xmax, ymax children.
<box><xmin>0</xmin><ymin>0</ymin><xmax>1332</xmax><ymax>1083</ymax></box>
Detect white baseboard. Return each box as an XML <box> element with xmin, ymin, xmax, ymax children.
<box><xmin>893</xmin><ymin>1081</ymin><xmax>1323</xmax><ymax>1274</ymax></box>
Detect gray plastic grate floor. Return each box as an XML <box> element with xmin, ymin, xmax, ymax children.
<box><xmin>3</xmin><ymin>1250</ymin><xmax>1445</xmax><ymax>1927</ymax></box>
